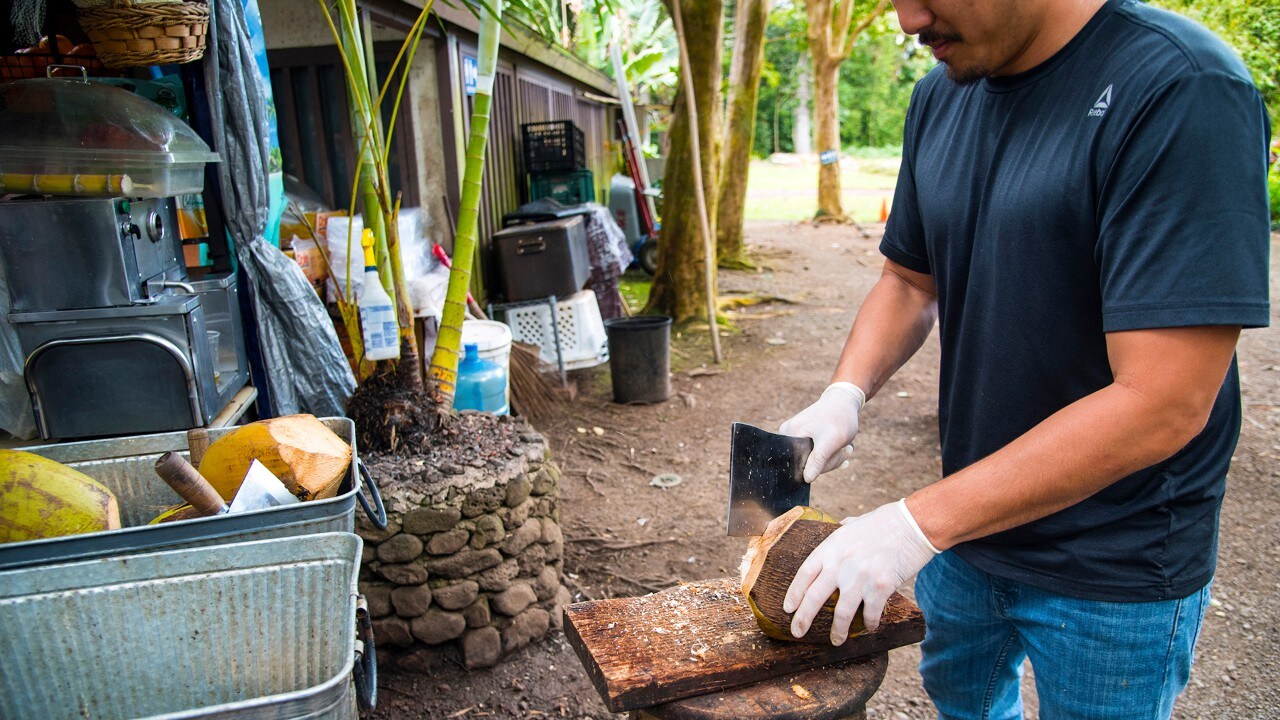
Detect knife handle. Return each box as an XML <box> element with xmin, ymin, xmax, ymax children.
<box><xmin>186</xmin><ymin>428</ymin><xmax>211</xmax><ymax>467</ymax></box>
<box><xmin>155</xmin><ymin>451</ymin><xmax>228</xmax><ymax>516</ymax></box>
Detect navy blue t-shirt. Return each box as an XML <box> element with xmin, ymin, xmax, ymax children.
<box><xmin>881</xmin><ymin>0</ymin><xmax>1271</xmax><ymax>601</ymax></box>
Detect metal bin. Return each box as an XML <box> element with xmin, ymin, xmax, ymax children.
<box><xmin>0</xmin><ymin>416</ymin><xmax>385</xmax><ymax>571</ymax></box>
<box><xmin>0</xmin><ymin>532</ymin><xmax>375</xmax><ymax>719</ymax></box>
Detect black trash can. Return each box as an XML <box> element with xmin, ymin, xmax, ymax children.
<box><xmin>604</xmin><ymin>316</ymin><xmax>672</xmax><ymax>404</ymax></box>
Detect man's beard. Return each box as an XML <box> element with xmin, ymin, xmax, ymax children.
<box><xmin>919</xmin><ymin>30</ymin><xmax>987</xmax><ymax>86</ymax></box>
<box><xmin>944</xmin><ymin>62</ymin><xmax>990</xmax><ymax>86</ymax></box>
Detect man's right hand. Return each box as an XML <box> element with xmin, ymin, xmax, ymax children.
<box><xmin>780</xmin><ymin>382</ymin><xmax>867</xmax><ymax>483</ymax></box>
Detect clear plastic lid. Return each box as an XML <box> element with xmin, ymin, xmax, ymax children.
<box><xmin>0</xmin><ymin>78</ymin><xmax>220</xmax><ymax>197</ymax></box>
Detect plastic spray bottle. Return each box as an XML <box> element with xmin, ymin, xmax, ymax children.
<box><xmin>358</xmin><ymin>228</ymin><xmax>399</xmax><ymax>361</ymax></box>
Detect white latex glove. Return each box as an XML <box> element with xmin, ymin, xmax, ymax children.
<box><xmin>783</xmin><ymin>499</ymin><xmax>939</xmax><ymax>645</ymax></box>
<box><xmin>779</xmin><ymin>382</ymin><xmax>866</xmax><ymax>483</ymax></box>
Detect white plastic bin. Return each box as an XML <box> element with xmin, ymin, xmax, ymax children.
<box><xmin>500</xmin><ymin>290</ymin><xmax>609</xmax><ymax>370</ymax></box>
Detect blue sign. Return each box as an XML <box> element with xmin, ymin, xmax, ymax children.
<box><xmin>819</xmin><ymin>149</ymin><xmax>839</xmax><ymax>165</ymax></box>
<box><xmin>463</xmin><ymin>54</ymin><xmax>478</xmax><ymax>96</ymax></box>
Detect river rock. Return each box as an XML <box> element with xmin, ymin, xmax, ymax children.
<box><xmin>410</xmin><ymin>609</ymin><xmax>466</xmax><ymax>645</ymax></box>
<box><xmin>377</xmin><ymin>533</ymin><xmax>424</xmax><ymax>564</ymax></box>
<box><xmin>402</xmin><ymin>507</ymin><xmax>461</xmax><ymax>535</ymax></box>
<box><xmin>432</xmin><ymin>580</ymin><xmax>479</xmax><ymax>611</ymax></box>
<box><xmin>470</xmin><ymin>514</ymin><xmax>505</xmax><ymax>549</ymax></box>
<box><xmin>539</xmin><ymin>519</ymin><xmax>562</xmax><ymax>545</ymax></box>
<box><xmin>477</xmin><ymin>558</ymin><xmax>519</xmax><ymax>592</ymax></box>
<box><xmin>463</xmin><ymin>627</ymin><xmax>503</xmax><ymax>669</ymax></box>
<box><xmin>492</xmin><ymin>581</ymin><xmax>537</xmax><ymax>617</ymax></box>
<box><xmin>504</xmin><ymin>476</ymin><xmax>533</xmax><ymax>508</ymax></box>
<box><xmin>427</xmin><ymin>528</ymin><xmax>471</xmax><ymax>555</ymax></box>
<box><xmin>502</xmin><ymin>518</ymin><xmax>541</xmax><ymax>556</ymax></box>
<box><xmin>391</xmin><ymin>584</ymin><xmax>432</xmax><ymax>618</ymax></box>
<box><xmin>425</xmin><ymin>548</ymin><xmax>502</xmax><ymax>579</ymax></box>
<box><xmin>377</xmin><ymin>562</ymin><xmax>429</xmax><ymax>585</ymax></box>
<box><xmin>372</xmin><ymin>616</ymin><xmax>414</xmax><ymax>648</ymax></box>
<box><xmin>502</xmin><ymin>607</ymin><xmax>550</xmax><ymax>653</ymax></box>
<box><xmin>364</xmin><ymin>584</ymin><xmax>392</xmax><ymax>617</ymax></box>
<box><xmin>464</xmin><ymin>597</ymin><xmax>491</xmax><ymax>628</ymax></box>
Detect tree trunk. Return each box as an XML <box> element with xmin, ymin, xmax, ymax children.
<box><xmin>813</xmin><ymin>58</ymin><xmax>843</xmax><ymax>219</ymax></box>
<box><xmin>792</xmin><ymin>61</ymin><xmax>813</xmax><ymax>155</ymax></box>
<box><xmin>647</xmin><ymin>0</ymin><xmax>723</xmax><ymax>323</ymax></box>
<box><xmin>803</xmin><ymin>0</ymin><xmax>889</xmax><ymax>221</ymax></box>
<box><xmin>715</xmin><ymin>0</ymin><xmax>772</xmax><ymax>269</ymax></box>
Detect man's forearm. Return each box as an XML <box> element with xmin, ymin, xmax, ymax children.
<box><xmin>832</xmin><ymin>262</ymin><xmax>937</xmax><ymax>399</ymax></box>
<box><xmin>908</xmin><ymin>326</ymin><xmax>1241</xmax><ymax>550</ymax></box>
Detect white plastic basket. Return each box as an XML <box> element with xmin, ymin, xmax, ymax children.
<box><xmin>501</xmin><ymin>290</ymin><xmax>609</xmax><ymax>370</ymax></box>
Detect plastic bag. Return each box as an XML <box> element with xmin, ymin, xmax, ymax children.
<box><xmin>325</xmin><ymin>209</ymin><xmax>438</xmax><ymax>313</ymax></box>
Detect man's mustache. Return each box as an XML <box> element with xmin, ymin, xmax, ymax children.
<box><xmin>918</xmin><ymin>29</ymin><xmax>963</xmax><ymax>45</ymax></box>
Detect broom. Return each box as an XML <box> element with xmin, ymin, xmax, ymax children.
<box><xmin>508</xmin><ymin>340</ymin><xmax>573</xmax><ymax>422</ymax></box>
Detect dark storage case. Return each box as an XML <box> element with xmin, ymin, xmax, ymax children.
<box><xmin>492</xmin><ymin>215</ymin><xmax>590</xmax><ymax>302</ymax></box>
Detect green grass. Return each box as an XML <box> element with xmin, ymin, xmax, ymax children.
<box><xmin>742</xmin><ymin>156</ymin><xmax>901</xmax><ymax>222</ymax></box>
<box><xmin>619</xmin><ymin>270</ymin><xmax>653</xmax><ymax>315</ymax></box>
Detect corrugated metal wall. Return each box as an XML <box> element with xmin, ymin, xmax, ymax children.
<box><xmin>455</xmin><ymin>52</ymin><xmax>612</xmax><ymax>300</ymax></box>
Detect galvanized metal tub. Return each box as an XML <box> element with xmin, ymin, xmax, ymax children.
<box><xmin>0</xmin><ymin>532</ymin><xmax>374</xmax><ymax>719</ymax></box>
<box><xmin>0</xmin><ymin>416</ymin><xmax>386</xmax><ymax>571</ymax></box>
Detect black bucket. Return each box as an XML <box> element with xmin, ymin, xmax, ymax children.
<box><xmin>604</xmin><ymin>316</ymin><xmax>672</xmax><ymax>404</ymax></box>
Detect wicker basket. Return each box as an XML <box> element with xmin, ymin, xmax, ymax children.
<box><xmin>77</xmin><ymin>1</ymin><xmax>209</xmax><ymax>69</ymax></box>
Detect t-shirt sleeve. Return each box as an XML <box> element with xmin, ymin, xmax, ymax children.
<box><xmin>1096</xmin><ymin>71</ymin><xmax>1271</xmax><ymax>332</ymax></box>
<box><xmin>879</xmin><ymin>83</ymin><xmax>932</xmax><ymax>275</ymax></box>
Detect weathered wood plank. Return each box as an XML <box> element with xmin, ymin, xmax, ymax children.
<box><xmin>635</xmin><ymin>652</ymin><xmax>888</xmax><ymax>720</ymax></box>
<box><xmin>564</xmin><ymin>578</ymin><xmax>924</xmax><ymax>713</ymax></box>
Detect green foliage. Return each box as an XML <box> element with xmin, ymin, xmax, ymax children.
<box><xmin>837</xmin><ymin>13</ymin><xmax>933</xmax><ymax>149</ymax></box>
<box><xmin>753</xmin><ymin>8</ymin><xmax>933</xmax><ymax>156</ymax></box>
<box><xmin>752</xmin><ymin>3</ymin><xmax>808</xmax><ymax>155</ymax></box>
<box><xmin>507</xmin><ymin>0</ymin><xmax>679</xmax><ymax>100</ymax></box>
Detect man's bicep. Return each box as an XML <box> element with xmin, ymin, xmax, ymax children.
<box><xmin>1105</xmin><ymin>326</ymin><xmax>1240</xmax><ymax>420</ymax></box>
<box><xmin>882</xmin><ymin>258</ymin><xmax>937</xmax><ymax>299</ymax></box>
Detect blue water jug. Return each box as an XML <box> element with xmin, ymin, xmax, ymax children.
<box><xmin>453</xmin><ymin>343</ymin><xmax>509</xmax><ymax>415</ymax></box>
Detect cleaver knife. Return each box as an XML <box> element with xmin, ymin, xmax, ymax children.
<box><xmin>727</xmin><ymin>422</ymin><xmax>814</xmax><ymax>536</ymax></box>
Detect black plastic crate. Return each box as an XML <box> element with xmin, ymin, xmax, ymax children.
<box><xmin>523</xmin><ymin>120</ymin><xmax>586</xmax><ymax>173</ymax></box>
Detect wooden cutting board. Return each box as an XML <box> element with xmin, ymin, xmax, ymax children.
<box><xmin>563</xmin><ymin>577</ymin><xmax>925</xmax><ymax>713</ymax></box>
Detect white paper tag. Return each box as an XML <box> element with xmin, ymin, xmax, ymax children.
<box><xmin>229</xmin><ymin>459</ymin><xmax>301</xmax><ymax>513</ymax></box>
<box><xmin>474</xmin><ymin>73</ymin><xmax>495</xmax><ymax>95</ymax></box>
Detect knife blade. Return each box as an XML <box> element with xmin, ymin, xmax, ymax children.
<box><xmin>726</xmin><ymin>422</ymin><xmax>813</xmax><ymax>536</ymax></box>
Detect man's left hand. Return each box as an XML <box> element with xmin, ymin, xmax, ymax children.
<box><xmin>783</xmin><ymin>500</ymin><xmax>939</xmax><ymax>645</ymax></box>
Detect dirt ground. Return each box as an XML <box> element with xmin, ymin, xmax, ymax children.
<box><xmin>366</xmin><ymin>220</ymin><xmax>1280</xmax><ymax>720</ymax></box>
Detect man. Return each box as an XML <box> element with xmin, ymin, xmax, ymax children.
<box><xmin>778</xmin><ymin>0</ymin><xmax>1271</xmax><ymax>718</ymax></box>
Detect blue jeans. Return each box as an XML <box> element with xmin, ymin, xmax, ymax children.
<box><xmin>914</xmin><ymin>551</ymin><xmax>1210</xmax><ymax>720</ymax></box>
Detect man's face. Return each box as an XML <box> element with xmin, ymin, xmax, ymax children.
<box><xmin>891</xmin><ymin>0</ymin><xmax>1043</xmax><ymax>84</ymax></box>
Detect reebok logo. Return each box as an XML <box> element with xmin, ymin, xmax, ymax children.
<box><xmin>1088</xmin><ymin>84</ymin><xmax>1113</xmax><ymax>117</ymax></box>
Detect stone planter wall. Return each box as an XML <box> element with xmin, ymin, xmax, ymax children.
<box><xmin>357</xmin><ymin>424</ymin><xmax>568</xmax><ymax>669</ymax></box>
